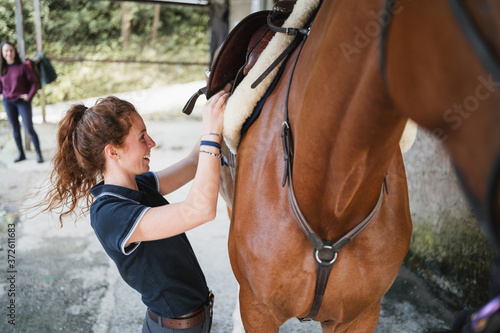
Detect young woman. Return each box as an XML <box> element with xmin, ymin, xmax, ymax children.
<box><xmin>0</xmin><ymin>41</ymin><xmax>43</xmax><ymax>163</ymax></box>
<box><xmin>42</xmin><ymin>92</ymin><xmax>229</xmax><ymax>332</ymax></box>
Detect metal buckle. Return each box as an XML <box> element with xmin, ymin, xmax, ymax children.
<box><xmin>281</xmin><ymin>121</ymin><xmax>290</xmax><ymax>137</ymax></box>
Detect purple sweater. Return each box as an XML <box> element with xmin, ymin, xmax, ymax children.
<box><xmin>0</xmin><ymin>63</ymin><xmax>39</xmax><ymax>101</ymax></box>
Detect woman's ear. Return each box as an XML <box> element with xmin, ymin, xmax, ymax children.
<box><xmin>104</xmin><ymin>144</ymin><xmax>119</xmax><ymax>160</ymax></box>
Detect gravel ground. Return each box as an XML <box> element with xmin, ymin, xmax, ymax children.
<box><xmin>0</xmin><ymin>82</ymin><xmax>457</xmax><ymax>333</ymax></box>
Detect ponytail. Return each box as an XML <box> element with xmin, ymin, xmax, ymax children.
<box><xmin>40</xmin><ymin>96</ymin><xmax>137</xmax><ymax>225</ymax></box>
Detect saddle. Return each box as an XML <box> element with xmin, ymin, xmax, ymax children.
<box><xmin>182</xmin><ymin>1</ymin><xmax>295</xmax><ymax>115</ymax></box>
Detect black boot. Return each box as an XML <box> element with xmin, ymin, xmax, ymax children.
<box><xmin>14</xmin><ymin>150</ymin><xmax>26</xmax><ymax>163</ymax></box>
<box><xmin>36</xmin><ymin>149</ymin><xmax>44</xmax><ymax>163</ymax></box>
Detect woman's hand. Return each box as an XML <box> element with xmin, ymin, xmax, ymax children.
<box><xmin>190</xmin><ymin>89</ymin><xmax>230</xmax><ymax>172</ymax></box>
<box><xmin>201</xmin><ymin>87</ymin><xmax>231</xmax><ymax>137</ymax></box>
<box><xmin>20</xmin><ymin>94</ymin><xmax>29</xmax><ymax>101</ymax></box>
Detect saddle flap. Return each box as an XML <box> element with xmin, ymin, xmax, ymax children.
<box><xmin>206</xmin><ymin>10</ymin><xmax>270</xmax><ymax>99</ymax></box>
<box><xmin>243</xmin><ymin>25</ymin><xmax>275</xmax><ymax>77</ymax></box>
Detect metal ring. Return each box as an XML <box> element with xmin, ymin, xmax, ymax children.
<box><xmin>314</xmin><ymin>246</ymin><xmax>338</xmax><ymax>265</ymax></box>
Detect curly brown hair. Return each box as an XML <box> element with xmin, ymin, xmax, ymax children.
<box><xmin>41</xmin><ymin>96</ymin><xmax>137</xmax><ymax>225</ymax></box>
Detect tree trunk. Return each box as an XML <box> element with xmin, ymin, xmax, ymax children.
<box><xmin>121</xmin><ymin>2</ymin><xmax>131</xmax><ymax>48</ymax></box>
<box><xmin>152</xmin><ymin>4</ymin><xmax>160</xmax><ymax>41</ymax></box>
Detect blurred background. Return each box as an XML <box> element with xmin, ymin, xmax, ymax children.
<box><xmin>0</xmin><ymin>0</ymin><xmax>496</xmax><ymax>328</ymax></box>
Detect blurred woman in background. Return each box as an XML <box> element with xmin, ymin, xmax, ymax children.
<box><xmin>0</xmin><ymin>41</ymin><xmax>43</xmax><ymax>163</ymax></box>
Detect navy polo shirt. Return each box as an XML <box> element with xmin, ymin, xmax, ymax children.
<box><xmin>90</xmin><ymin>172</ymin><xmax>209</xmax><ymax>318</ymax></box>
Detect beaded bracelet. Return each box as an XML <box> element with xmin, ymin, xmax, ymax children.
<box><xmin>200</xmin><ymin>150</ymin><xmax>222</xmax><ymax>159</ymax></box>
<box><xmin>200</xmin><ymin>140</ymin><xmax>221</xmax><ymax>150</ymax></box>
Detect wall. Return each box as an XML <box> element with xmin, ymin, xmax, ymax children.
<box><xmin>402</xmin><ymin>127</ymin><xmax>495</xmax><ymax>309</ymax></box>
<box><xmin>229</xmin><ymin>0</ymin><xmax>274</xmax><ymax>29</ymax></box>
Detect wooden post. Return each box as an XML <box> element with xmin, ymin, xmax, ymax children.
<box><xmin>15</xmin><ymin>0</ymin><xmax>25</xmax><ymax>61</ymax></box>
<box><xmin>152</xmin><ymin>4</ymin><xmax>160</xmax><ymax>41</ymax></box>
<box><xmin>121</xmin><ymin>2</ymin><xmax>131</xmax><ymax>48</ymax></box>
<box><xmin>15</xmin><ymin>0</ymin><xmax>30</xmax><ymax>151</ymax></box>
<box><xmin>34</xmin><ymin>0</ymin><xmax>46</xmax><ymax>123</ymax></box>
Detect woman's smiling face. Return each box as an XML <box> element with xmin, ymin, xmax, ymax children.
<box><xmin>117</xmin><ymin>113</ymin><xmax>156</xmax><ymax>176</ymax></box>
<box><xmin>2</xmin><ymin>43</ymin><xmax>16</xmax><ymax>65</ymax></box>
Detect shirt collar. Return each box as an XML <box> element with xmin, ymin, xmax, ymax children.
<box><xmin>90</xmin><ymin>180</ymin><xmax>144</xmax><ymax>204</ymax></box>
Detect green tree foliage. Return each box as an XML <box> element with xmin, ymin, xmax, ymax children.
<box><xmin>0</xmin><ymin>1</ymin><xmax>18</xmax><ymax>43</ymax></box>
<box><xmin>1</xmin><ymin>0</ymin><xmax>209</xmax><ymax>54</ymax></box>
<box><xmin>44</xmin><ymin>1</ymin><xmax>122</xmax><ymax>45</ymax></box>
<box><xmin>0</xmin><ymin>0</ymin><xmax>210</xmax><ymax>104</ymax></box>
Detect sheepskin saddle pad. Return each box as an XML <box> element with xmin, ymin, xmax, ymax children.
<box><xmin>181</xmin><ymin>0</ymin><xmax>321</xmax><ymax>147</ymax></box>
<box><xmin>182</xmin><ymin>9</ymin><xmax>274</xmax><ymax>116</ymax></box>
<box><xmin>222</xmin><ymin>0</ymin><xmax>321</xmax><ymax>154</ymax></box>
<box><xmin>182</xmin><ymin>0</ymin><xmax>417</xmax><ymax>155</ymax></box>
<box><xmin>182</xmin><ymin>1</ymin><xmax>297</xmax><ymax>116</ymax></box>
<box><xmin>217</xmin><ymin>0</ymin><xmax>416</xmax><ymax>155</ymax></box>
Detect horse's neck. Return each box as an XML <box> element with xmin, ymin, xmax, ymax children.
<box><xmin>387</xmin><ymin>0</ymin><xmax>500</xmax><ymax>205</ymax></box>
<box><xmin>288</xmin><ymin>0</ymin><xmax>405</xmax><ymax>222</ymax></box>
<box><xmin>291</xmin><ymin>76</ymin><xmax>405</xmax><ymax>221</ymax></box>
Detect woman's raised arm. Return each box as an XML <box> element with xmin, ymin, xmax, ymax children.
<box><xmin>126</xmin><ymin>90</ymin><xmax>229</xmax><ymax>245</ymax></box>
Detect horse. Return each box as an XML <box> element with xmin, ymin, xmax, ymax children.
<box><xmin>207</xmin><ymin>0</ymin><xmax>500</xmax><ymax>331</ymax></box>
<box><xmin>383</xmin><ymin>0</ymin><xmax>500</xmax><ymax>248</ymax></box>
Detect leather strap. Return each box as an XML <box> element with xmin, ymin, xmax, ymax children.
<box><xmin>267</xmin><ymin>2</ymin><xmax>310</xmax><ymax>37</ymax></box>
<box><xmin>182</xmin><ymin>87</ymin><xmax>207</xmax><ymax>115</ymax></box>
<box><xmin>278</xmin><ymin>0</ymin><xmax>385</xmax><ymax>321</ymax></box>
<box><xmin>447</xmin><ymin>0</ymin><xmax>500</xmax><ymax>84</ymax></box>
<box><xmin>148</xmin><ymin>291</ymin><xmax>214</xmax><ymax>329</ymax></box>
<box><xmin>148</xmin><ymin>307</ymin><xmax>205</xmax><ymax>329</ymax></box>
<box><xmin>250</xmin><ymin>1</ymin><xmax>311</xmax><ymax>89</ymax></box>
<box><xmin>379</xmin><ymin>0</ymin><xmax>397</xmax><ymax>86</ymax></box>
<box><xmin>447</xmin><ymin>0</ymin><xmax>500</xmax><ymax>252</ymax></box>
<box><xmin>284</xmin><ymin>122</ymin><xmax>385</xmax><ymax>322</ymax></box>
<box><xmin>252</xmin><ymin>34</ymin><xmax>304</xmax><ymax>89</ymax></box>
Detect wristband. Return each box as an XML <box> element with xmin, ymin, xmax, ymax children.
<box><xmin>200</xmin><ymin>140</ymin><xmax>221</xmax><ymax>150</ymax></box>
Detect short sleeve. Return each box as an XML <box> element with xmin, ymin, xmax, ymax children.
<box><xmin>140</xmin><ymin>171</ymin><xmax>160</xmax><ymax>192</ymax></box>
<box><xmin>91</xmin><ymin>197</ymin><xmax>150</xmax><ymax>256</ymax></box>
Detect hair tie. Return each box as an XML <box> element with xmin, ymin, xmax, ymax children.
<box><xmin>80</xmin><ymin>106</ymin><xmax>88</xmax><ymax>118</ymax></box>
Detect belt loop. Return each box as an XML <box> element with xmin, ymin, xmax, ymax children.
<box><xmin>157</xmin><ymin>314</ymin><xmax>162</xmax><ymax>327</ymax></box>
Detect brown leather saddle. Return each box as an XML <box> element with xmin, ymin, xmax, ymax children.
<box><xmin>182</xmin><ymin>1</ymin><xmax>295</xmax><ymax>115</ymax></box>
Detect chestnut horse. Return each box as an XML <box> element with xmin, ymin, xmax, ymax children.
<box><xmin>216</xmin><ymin>0</ymin><xmax>500</xmax><ymax>332</ymax></box>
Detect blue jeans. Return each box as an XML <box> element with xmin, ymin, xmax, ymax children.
<box><xmin>2</xmin><ymin>98</ymin><xmax>41</xmax><ymax>152</ymax></box>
